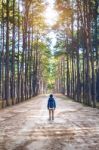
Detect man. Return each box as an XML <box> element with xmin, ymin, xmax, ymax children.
<box><xmin>47</xmin><ymin>94</ymin><xmax>56</xmax><ymax>120</ymax></box>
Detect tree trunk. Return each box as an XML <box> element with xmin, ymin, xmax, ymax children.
<box><xmin>5</xmin><ymin>0</ymin><xmax>10</xmax><ymax>106</ymax></box>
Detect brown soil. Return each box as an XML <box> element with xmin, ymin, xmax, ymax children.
<box><xmin>0</xmin><ymin>94</ymin><xmax>99</xmax><ymax>150</ymax></box>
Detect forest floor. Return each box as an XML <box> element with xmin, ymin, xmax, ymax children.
<box><xmin>0</xmin><ymin>94</ymin><xmax>99</xmax><ymax>150</ymax></box>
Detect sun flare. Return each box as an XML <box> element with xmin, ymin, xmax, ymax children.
<box><xmin>44</xmin><ymin>5</ymin><xmax>58</xmax><ymax>26</ymax></box>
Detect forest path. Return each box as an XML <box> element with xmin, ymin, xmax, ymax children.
<box><xmin>0</xmin><ymin>94</ymin><xmax>99</xmax><ymax>150</ymax></box>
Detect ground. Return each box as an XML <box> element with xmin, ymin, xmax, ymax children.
<box><xmin>0</xmin><ymin>94</ymin><xmax>99</xmax><ymax>150</ymax></box>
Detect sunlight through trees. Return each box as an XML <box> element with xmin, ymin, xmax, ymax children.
<box><xmin>53</xmin><ymin>0</ymin><xmax>99</xmax><ymax>107</ymax></box>
<box><xmin>0</xmin><ymin>0</ymin><xmax>53</xmax><ymax>107</ymax></box>
<box><xmin>0</xmin><ymin>0</ymin><xmax>99</xmax><ymax>108</ymax></box>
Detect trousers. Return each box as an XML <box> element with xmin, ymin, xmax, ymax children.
<box><xmin>49</xmin><ymin>109</ymin><xmax>54</xmax><ymax>120</ymax></box>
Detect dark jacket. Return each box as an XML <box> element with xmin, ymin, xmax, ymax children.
<box><xmin>47</xmin><ymin>97</ymin><xmax>56</xmax><ymax>109</ymax></box>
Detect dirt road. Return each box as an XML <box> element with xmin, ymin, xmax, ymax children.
<box><xmin>0</xmin><ymin>94</ymin><xmax>99</xmax><ymax>150</ymax></box>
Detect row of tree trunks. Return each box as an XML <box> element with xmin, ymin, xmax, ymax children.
<box><xmin>55</xmin><ymin>0</ymin><xmax>99</xmax><ymax>108</ymax></box>
<box><xmin>0</xmin><ymin>0</ymin><xmax>44</xmax><ymax>108</ymax></box>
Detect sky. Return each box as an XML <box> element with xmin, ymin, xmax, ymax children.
<box><xmin>44</xmin><ymin>0</ymin><xmax>58</xmax><ymax>52</ymax></box>
<box><xmin>44</xmin><ymin>0</ymin><xmax>58</xmax><ymax>26</ymax></box>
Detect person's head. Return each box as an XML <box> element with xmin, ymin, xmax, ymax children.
<box><xmin>50</xmin><ymin>94</ymin><xmax>53</xmax><ymax>98</ymax></box>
